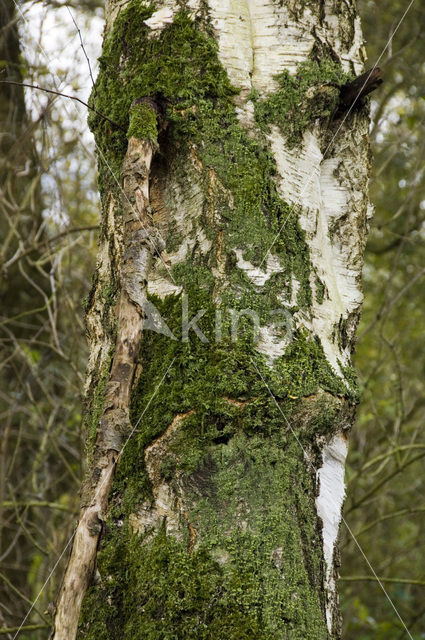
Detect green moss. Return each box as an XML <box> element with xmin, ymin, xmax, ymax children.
<box><xmin>253</xmin><ymin>59</ymin><xmax>352</xmax><ymax>147</ymax></box>
<box><xmin>271</xmin><ymin>332</ymin><xmax>351</xmax><ymax>398</ymax></box>
<box><xmin>84</xmin><ymin>352</ymin><xmax>113</xmax><ymax>461</ymax></box>
<box><xmin>80</xmin><ymin>435</ymin><xmax>329</xmax><ymax>640</ymax></box>
<box><xmin>88</xmin><ymin>3</ymin><xmax>314</xmax><ymax>307</ymax></box>
<box><xmin>338</xmin><ymin>363</ymin><xmax>360</xmax><ymax>402</ymax></box>
<box><xmin>88</xmin><ymin>4</ymin><xmax>236</xmax><ymax>185</ymax></box>
<box><xmin>81</xmin><ymin>294</ymin><xmax>90</xmax><ymax>313</ymax></box>
<box><xmin>165</xmin><ymin>224</ymin><xmax>184</xmax><ymax>253</ymax></box>
<box><xmin>83</xmin><ymin>274</ymin><xmax>118</xmax><ymax>461</ymax></box>
<box><xmin>315</xmin><ymin>275</ymin><xmax>326</xmax><ymax>304</ymax></box>
<box><xmin>127</xmin><ymin>102</ymin><xmax>158</xmax><ymax>142</ymax></box>
<box><xmin>79</xmin><ymin>296</ymin><xmax>351</xmax><ymax>637</ymax></box>
<box><xmin>78</xmin><ymin>296</ymin><xmax>355</xmax><ymax>636</ymax></box>
<box><xmin>79</xmin><ymin>290</ymin><xmax>353</xmax><ymax>637</ymax></box>
<box><xmin>101</xmin><ymin>282</ymin><xmax>118</xmax><ymax>305</ymax></box>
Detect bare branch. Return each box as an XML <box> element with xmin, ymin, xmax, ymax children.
<box><xmin>0</xmin><ymin>81</ymin><xmax>125</xmax><ymax>132</ymax></box>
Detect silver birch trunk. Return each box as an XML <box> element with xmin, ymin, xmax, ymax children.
<box><xmin>52</xmin><ymin>0</ymin><xmax>371</xmax><ymax>638</ymax></box>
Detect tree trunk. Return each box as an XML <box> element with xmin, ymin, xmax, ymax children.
<box><xmin>52</xmin><ymin>1</ymin><xmax>371</xmax><ymax>638</ymax></box>
<box><xmin>0</xmin><ymin>0</ymin><xmax>43</xmax><ymax>308</ymax></box>
<box><xmin>0</xmin><ymin>1</ymin><xmax>47</xmax><ymax>616</ymax></box>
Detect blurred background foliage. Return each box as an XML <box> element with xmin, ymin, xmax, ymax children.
<box><xmin>0</xmin><ymin>0</ymin><xmax>101</xmax><ymax>635</ymax></box>
<box><xmin>341</xmin><ymin>1</ymin><xmax>425</xmax><ymax>638</ymax></box>
<box><xmin>0</xmin><ymin>0</ymin><xmax>424</xmax><ymax>638</ymax></box>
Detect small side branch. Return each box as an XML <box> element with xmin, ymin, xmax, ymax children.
<box><xmin>338</xmin><ymin>67</ymin><xmax>383</xmax><ymax>112</ymax></box>
<box><xmin>0</xmin><ymin>624</ymin><xmax>50</xmax><ymax>635</ymax></box>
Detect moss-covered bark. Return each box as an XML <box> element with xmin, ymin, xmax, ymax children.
<box><xmin>59</xmin><ymin>0</ymin><xmax>371</xmax><ymax>638</ymax></box>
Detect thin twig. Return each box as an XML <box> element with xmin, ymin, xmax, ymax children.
<box><xmin>0</xmin><ymin>624</ymin><xmax>50</xmax><ymax>635</ymax></box>
<box><xmin>65</xmin><ymin>6</ymin><xmax>96</xmax><ymax>90</ymax></box>
<box><xmin>341</xmin><ymin>576</ymin><xmax>425</xmax><ymax>586</ymax></box>
<box><xmin>1</xmin><ymin>225</ymin><xmax>99</xmax><ymax>269</ymax></box>
<box><xmin>2</xmin><ymin>501</ymin><xmax>74</xmax><ymax>513</ymax></box>
<box><xmin>0</xmin><ymin>81</ymin><xmax>125</xmax><ymax>132</ymax></box>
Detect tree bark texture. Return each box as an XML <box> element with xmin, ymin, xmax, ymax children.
<box><xmin>52</xmin><ymin>1</ymin><xmax>371</xmax><ymax>638</ymax></box>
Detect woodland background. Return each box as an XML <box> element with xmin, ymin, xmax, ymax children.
<box><xmin>0</xmin><ymin>0</ymin><xmax>424</xmax><ymax>637</ymax></box>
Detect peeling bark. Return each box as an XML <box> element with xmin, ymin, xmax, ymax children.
<box><xmin>52</xmin><ymin>113</ymin><xmax>162</xmax><ymax>640</ymax></box>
